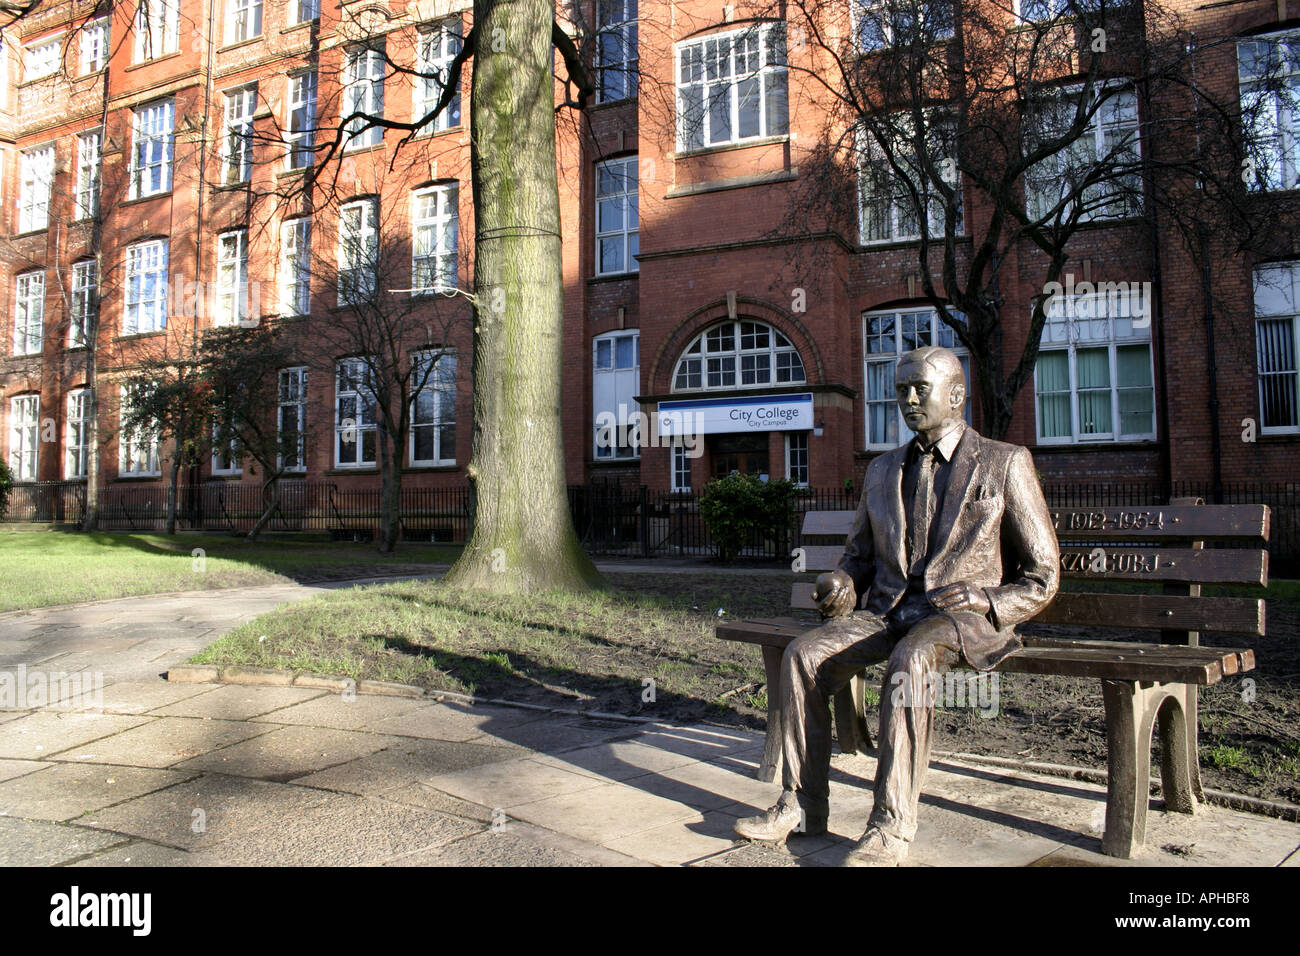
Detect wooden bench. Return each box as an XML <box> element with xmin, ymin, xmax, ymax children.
<box><xmin>717</xmin><ymin>501</ymin><xmax>1269</xmax><ymax>858</ymax></box>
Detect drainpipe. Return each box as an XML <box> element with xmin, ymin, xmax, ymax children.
<box><xmin>1198</xmin><ymin>224</ymin><xmax>1224</xmax><ymax>504</ymax></box>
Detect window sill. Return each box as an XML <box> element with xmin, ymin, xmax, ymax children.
<box><xmin>208</xmin><ymin>472</ymin><xmax>244</xmax><ymax>481</ymax></box>
<box><xmin>277</xmin><ymin>166</ymin><xmax>310</xmax><ymax>179</ymax></box>
<box><xmin>12</xmin><ymin>227</ymin><xmax>49</xmax><ymax>239</ymax></box>
<box><xmin>218</xmin><ymin>36</ymin><xmax>265</xmax><ymax>55</ymax></box>
<box><xmin>9</xmin><ymin>351</ymin><xmax>43</xmax><ymax>359</ymax></box>
<box><xmin>324</xmin><ymin>467</ymin><xmax>380</xmax><ymax>476</ymax></box>
<box><xmin>112</xmin><ymin>474</ymin><xmax>163</xmax><ymax>481</ymax></box>
<box><xmin>124</xmin><ymin>51</ymin><xmax>184</xmax><ymax>72</ymax></box>
<box><xmin>674</xmin><ymin>134</ymin><xmax>789</xmax><ymax>160</ymax></box>
<box><xmin>402</xmin><ymin>464</ymin><xmax>459</xmax><ymax>474</ymax></box>
<box><xmin>1029</xmin><ymin>440</ymin><xmax>1159</xmax><ymax>453</ymax></box>
<box><xmin>588</xmin><ymin>270</ymin><xmax>640</xmax><ymax>284</ymax></box>
<box><xmin>281</xmin><ymin>19</ymin><xmax>319</xmax><ymax>35</ymax></box>
<box><xmin>114</xmin><ymin>330</ymin><xmax>168</xmax><ymax>343</ymax></box>
<box><xmin>411</xmin><ymin>123</ymin><xmax>464</xmax><ymax>140</ymax></box>
<box><xmin>342</xmin><ymin>140</ymin><xmax>387</xmax><ymax>156</ymax></box>
<box><xmin>211</xmin><ymin>180</ymin><xmax>251</xmax><ymax>193</ymax></box>
<box><xmin>587</xmin><ymin>96</ymin><xmax>637</xmax><ymax>111</ymax></box>
<box><xmin>119</xmin><ymin>191</ymin><xmax>174</xmax><ymax>208</ymax></box>
<box><xmin>665</xmin><ymin>168</ymin><xmax>797</xmax><ymax>199</ymax></box>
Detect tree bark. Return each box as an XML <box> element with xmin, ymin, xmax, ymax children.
<box><xmin>166</xmin><ymin>456</ymin><xmax>180</xmax><ymax>535</ymax></box>
<box><xmin>378</xmin><ymin>428</ymin><xmax>401</xmax><ymax>553</ymax></box>
<box><xmin>441</xmin><ymin>0</ymin><xmax>601</xmax><ymax>593</ymax></box>
<box><xmin>248</xmin><ymin>476</ymin><xmax>282</xmax><ymax>541</ymax></box>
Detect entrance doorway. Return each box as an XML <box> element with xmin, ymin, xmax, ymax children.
<box><xmin>709</xmin><ymin>433</ymin><xmax>769</xmax><ymax>480</ymax></box>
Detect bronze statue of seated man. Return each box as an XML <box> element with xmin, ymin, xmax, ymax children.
<box><xmin>733</xmin><ymin>346</ymin><xmax>1060</xmax><ymax>866</ymax></box>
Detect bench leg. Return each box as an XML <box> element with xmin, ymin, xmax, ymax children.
<box><xmin>758</xmin><ymin>645</ymin><xmax>784</xmax><ymax>783</ymax></box>
<box><xmin>834</xmin><ymin>671</ymin><xmax>874</xmax><ymax>755</ymax></box>
<box><xmin>1101</xmin><ymin>679</ymin><xmax>1155</xmax><ymax>859</ymax></box>
<box><xmin>1156</xmin><ymin>687</ymin><xmax>1199</xmax><ymax>815</ymax></box>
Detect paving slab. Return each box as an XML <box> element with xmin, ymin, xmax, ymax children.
<box><xmin>184</xmin><ymin>792</ymin><xmax>482</xmax><ymax>866</ymax></box>
<box><xmin>0</xmin><ymin>711</ymin><xmax>152</xmax><ymax>759</ymax></box>
<box><xmin>694</xmin><ymin>841</ymin><xmax>807</xmax><ymax>867</ymax></box>
<box><xmin>505</xmin><ymin>779</ymin><xmax>704</xmax><ymax>845</ymax></box>
<box><xmin>424</xmin><ymin>756</ymin><xmax>609</xmax><ymax>809</ymax></box>
<box><xmin>68</xmin><ymin>840</ymin><xmax>196</xmax><ymax>867</ymax></box>
<box><xmin>603</xmin><ymin>808</ymin><xmax>745</xmax><ymax>865</ymax></box>
<box><xmin>149</xmin><ymin>684</ymin><xmax>325</xmax><ymax>721</ymax></box>
<box><xmin>0</xmin><ymin>763</ymin><xmax>196</xmax><ymax>822</ymax></box>
<box><xmin>530</xmin><ymin>738</ymin><xmax>705</xmax><ymax>782</ymax></box>
<box><xmin>0</xmin><ymin>758</ymin><xmax>48</xmax><ymax>784</ymax></box>
<box><xmin>470</xmin><ymin>716</ymin><xmax>642</xmax><ymax>754</ymax></box>
<box><xmin>367</xmin><ymin>700</ymin><xmax>546</xmax><ymax>742</ymax></box>
<box><xmin>0</xmin><ymin>816</ymin><xmax>127</xmax><ymax>866</ymax></box>
<box><xmin>172</xmin><ymin>725</ymin><xmax>404</xmax><ymax>781</ymax></box>
<box><xmin>632</xmin><ymin>725</ymin><xmax>766</xmax><ymax>763</ymax></box>
<box><xmin>84</xmin><ymin>773</ymin><xmax>335</xmax><ymax>851</ymax></box>
<box><xmin>377</xmin><ymin>782</ymin><xmax>498</xmax><ymax>824</ymax></box>
<box><xmin>55</xmin><ymin>716</ymin><xmax>273</xmax><ymax>768</ymax></box>
<box><xmin>291</xmin><ymin>738</ymin><xmax>526</xmax><ymax>795</ymax></box>
<box><xmin>95</xmin><ymin>679</ymin><xmax>220</xmax><ymax>715</ymax></box>
<box><xmin>248</xmin><ymin>693</ymin><xmax>432</xmax><ymax>732</ymax></box>
<box><xmin>384</xmin><ymin>821</ymin><xmax>641</xmax><ymax>867</ymax></box>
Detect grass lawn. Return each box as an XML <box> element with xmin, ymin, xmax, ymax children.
<box><xmin>0</xmin><ymin>530</ymin><xmax>461</xmax><ymax>613</ymax></box>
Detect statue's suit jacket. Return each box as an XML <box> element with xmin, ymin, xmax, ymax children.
<box><xmin>837</xmin><ymin>426</ymin><xmax>1060</xmax><ymax>671</ymax></box>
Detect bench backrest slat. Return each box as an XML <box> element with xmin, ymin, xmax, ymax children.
<box><xmin>1050</xmin><ymin>505</ymin><xmax>1269</xmax><ymax>540</ymax></box>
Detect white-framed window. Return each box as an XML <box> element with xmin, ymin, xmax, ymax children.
<box><xmin>286</xmin><ymin>71</ymin><xmax>317</xmax><ymax>169</ymax></box>
<box><xmin>344</xmin><ymin>46</ymin><xmax>385</xmax><ymax>150</ymax></box>
<box><xmin>8</xmin><ymin>395</ymin><xmax>39</xmax><ymax>481</ymax></box>
<box><xmin>338</xmin><ymin>198</ymin><xmax>378</xmax><ymax>306</ymax></box>
<box><xmin>412</xmin><ymin>184</ymin><xmax>458</xmax><ymax>292</ymax></box>
<box><xmin>23</xmin><ymin>36</ymin><xmax>62</xmax><ymax>81</ymax></box>
<box><xmin>673</xmin><ymin>320</ymin><xmax>805</xmax><ymax>391</ymax></box>
<box><xmin>134</xmin><ymin>0</ymin><xmax>179</xmax><ymax>63</ymax></box>
<box><xmin>854</xmin><ymin>0</ymin><xmax>954</xmax><ymax>51</ymax></box>
<box><xmin>415</xmin><ymin>21</ymin><xmax>462</xmax><ymax>134</ymax></box>
<box><xmin>676</xmin><ymin>23</ymin><xmax>788</xmax><ymax>151</ymax></box>
<box><xmin>785</xmin><ymin>431</ymin><xmax>809</xmax><ymax>487</ymax></box>
<box><xmin>130</xmin><ymin>99</ymin><xmax>175</xmax><ymax>198</ymax></box>
<box><xmin>66</xmin><ymin>389</ymin><xmax>91</xmax><ymax>479</ymax></box>
<box><xmin>1033</xmin><ymin>292</ymin><xmax>1155</xmax><ymax>444</ymax></box>
<box><xmin>75</xmin><ymin>129</ymin><xmax>102</xmax><ymax>220</ymax></box>
<box><xmin>410</xmin><ymin>350</ymin><xmax>456</xmax><ymax>466</ymax></box>
<box><xmin>593</xmin><ymin>331</ymin><xmax>640</xmax><ymax>460</ymax></box>
<box><xmin>1254</xmin><ymin>261</ymin><xmax>1300</xmax><ymax>433</ymax></box>
<box><xmin>70</xmin><ymin>260</ymin><xmax>97</xmax><ymax>347</ymax></box>
<box><xmin>80</xmin><ymin>17</ymin><xmax>110</xmax><ymax>74</ymax></box>
<box><xmin>227</xmin><ymin>0</ymin><xmax>263</xmax><ymax>44</ymax></box>
<box><xmin>671</xmin><ymin>442</ymin><xmax>692</xmax><ymax>493</ymax></box>
<box><xmin>278</xmin><ymin>367</ymin><xmax>308</xmax><ymax>471</ymax></box>
<box><xmin>211</xmin><ymin>425</ymin><xmax>241</xmax><ymax>475</ymax></box>
<box><xmin>279</xmin><ymin>217</ymin><xmax>312</xmax><ymax>316</ymax></box>
<box><xmin>294</xmin><ymin>0</ymin><xmax>320</xmax><ymax>24</ymax></box>
<box><xmin>1025</xmin><ymin>85</ymin><xmax>1142</xmax><ymax>222</ymax></box>
<box><xmin>118</xmin><ymin>385</ymin><xmax>161</xmax><ymax>476</ymax></box>
<box><xmin>335</xmin><ymin>358</ymin><xmax>377</xmax><ymax>467</ymax></box>
<box><xmin>215</xmin><ymin>230</ymin><xmax>249</xmax><ymax>326</ymax></box>
<box><xmin>596</xmin><ymin>156</ymin><xmax>639</xmax><ymax>275</ymax></box>
<box><xmin>222</xmin><ymin>85</ymin><xmax>257</xmax><ymax>184</ymax></box>
<box><xmin>596</xmin><ymin>0</ymin><xmax>638</xmax><ymax>103</ymax></box>
<box><xmin>19</xmin><ymin>145</ymin><xmax>55</xmax><ymax>233</ymax></box>
<box><xmin>1239</xmin><ymin>28</ymin><xmax>1300</xmax><ymax>192</ymax></box>
<box><xmin>858</xmin><ymin>116</ymin><xmax>961</xmax><ymax>244</ymax></box>
<box><xmin>124</xmin><ymin>239</ymin><xmax>169</xmax><ymax>334</ymax></box>
<box><xmin>14</xmin><ymin>271</ymin><xmax>44</xmax><ymax>356</ymax></box>
<box><xmin>862</xmin><ymin>307</ymin><xmax>971</xmax><ymax>448</ymax></box>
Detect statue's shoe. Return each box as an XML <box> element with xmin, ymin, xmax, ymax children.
<box><xmin>733</xmin><ymin>792</ymin><xmax>827</xmax><ymax>843</ymax></box>
<box><xmin>842</xmin><ymin>825</ymin><xmax>909</xmax><ymax>866</ymax></box>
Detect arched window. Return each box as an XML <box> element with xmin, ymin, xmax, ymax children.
<box><xmin>672</xmin><ymin>320</ymin><xmax>805</xmax><ymax>391</ymax></box>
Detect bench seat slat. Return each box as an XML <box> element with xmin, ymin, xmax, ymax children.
<box><xmin>1058</xmin><ymin>547</ymin><xmax>1267</xmax><ymax>586</ymax></box>
<box><xmin>717</xmin><ymin>618</ymin><xmax>1249</xmax><ymax>685</ymax></box>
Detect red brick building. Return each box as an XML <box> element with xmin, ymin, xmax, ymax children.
<box><xmin>2</xmin><ymin>0</ymin><xmax>1298</xmax><ymax>527</ymax></box>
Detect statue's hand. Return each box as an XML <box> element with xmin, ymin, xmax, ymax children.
<box><xmin>927</xmin><ymin>582</ymin><xmax>992</xmax><ymax>616</ymax></box>
<box><xmin>813</xmin><ymin>570</ymin><xmax>856</xmax><ymax>619</ymax></box>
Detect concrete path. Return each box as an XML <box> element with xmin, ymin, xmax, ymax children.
<box><xmin>2</xmin><ymin>580</ymin><xmax>1298</xmax><ymax>867</ymax></box>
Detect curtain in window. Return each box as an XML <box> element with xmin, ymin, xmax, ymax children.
<box><xmin>1076</xmin><ymin>347</ymin><xmax>1112</xmax><ymax>435</ymax></box>
<box><xmin>1257</xmin><ymin>316</ymin><xmax>1298</xmax><ymax>427</ymax></box>
<box><xmin>1116</xmin><ymin>344</ymin><xmax>1154</xmax><ymax>436</ymax></box>
<box><xmin>1036</xmin><ymin>351</ymin><xmax>1071</xmax><ymax>438</ymax></box>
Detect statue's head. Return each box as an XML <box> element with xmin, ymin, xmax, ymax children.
<box><xmin>895</xmin><ymin>346</ymin><xmax>966</xmax><ymax>435</ymax></box>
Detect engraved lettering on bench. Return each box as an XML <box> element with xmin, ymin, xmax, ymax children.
<box><xmin>1052</xmin><ymin>510</ymin><xmax>1167</xmax><ymax>532</ymax></box>
<box><xmin>1061</xmin><ymin>550</ymin><xmax>1160</xmax><ymax>574</ymax></box>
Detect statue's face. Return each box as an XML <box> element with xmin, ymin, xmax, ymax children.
<box><xmin>895</xmin><ymin>359</ymin><xmax>962</xmax><ymax>434</ymax></box>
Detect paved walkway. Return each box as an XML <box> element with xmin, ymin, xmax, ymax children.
<box><xmin>1</xmin><ymin>581</ymin><xmax>1298</xmax><ymax>867</ymax></box>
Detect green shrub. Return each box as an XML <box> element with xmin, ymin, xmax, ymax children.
<box><xmin>699</xmin><ymin>473</ymin><xmax>797</xmax><ymax>561</ymax></box>
<box><xmin>0</xmin><ymin>460</ymin><xmax>12</xmax><ymax>520</ymax></box>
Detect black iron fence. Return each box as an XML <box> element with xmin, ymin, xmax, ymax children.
<box><xmin>4</xmin><ymin>478</ymin><xmax>1297</xmax><ymax>570</ymax></box>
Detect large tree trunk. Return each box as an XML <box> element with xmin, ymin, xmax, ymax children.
<box><xmin>247</xmin><ymin>476</ymin><xmax>282</xmax><ymax>541</ymax></box>
<box><xmin>442</xmin><ymin>0</ymin><xmax>601</xmax><ymax>592</ymax></box>
<box><xmin>82</xmin><ymin>384</ymin><xmax>100</xmax><ymax>532</ymax></box>
<box><xmin>378</xmin><ymin>431</ymin><xmax>401</xmax><ymax>553</ymax></box>
<box><xmin>166</xmin><ymin>456</ymin><xmax>181</xmax><ymax>535</ymax></box>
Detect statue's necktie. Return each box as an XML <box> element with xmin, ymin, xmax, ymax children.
<box><xmin>909</xmin><ymin>448</ymin><xmax>936</xmax><ymax>577</ymax></box>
